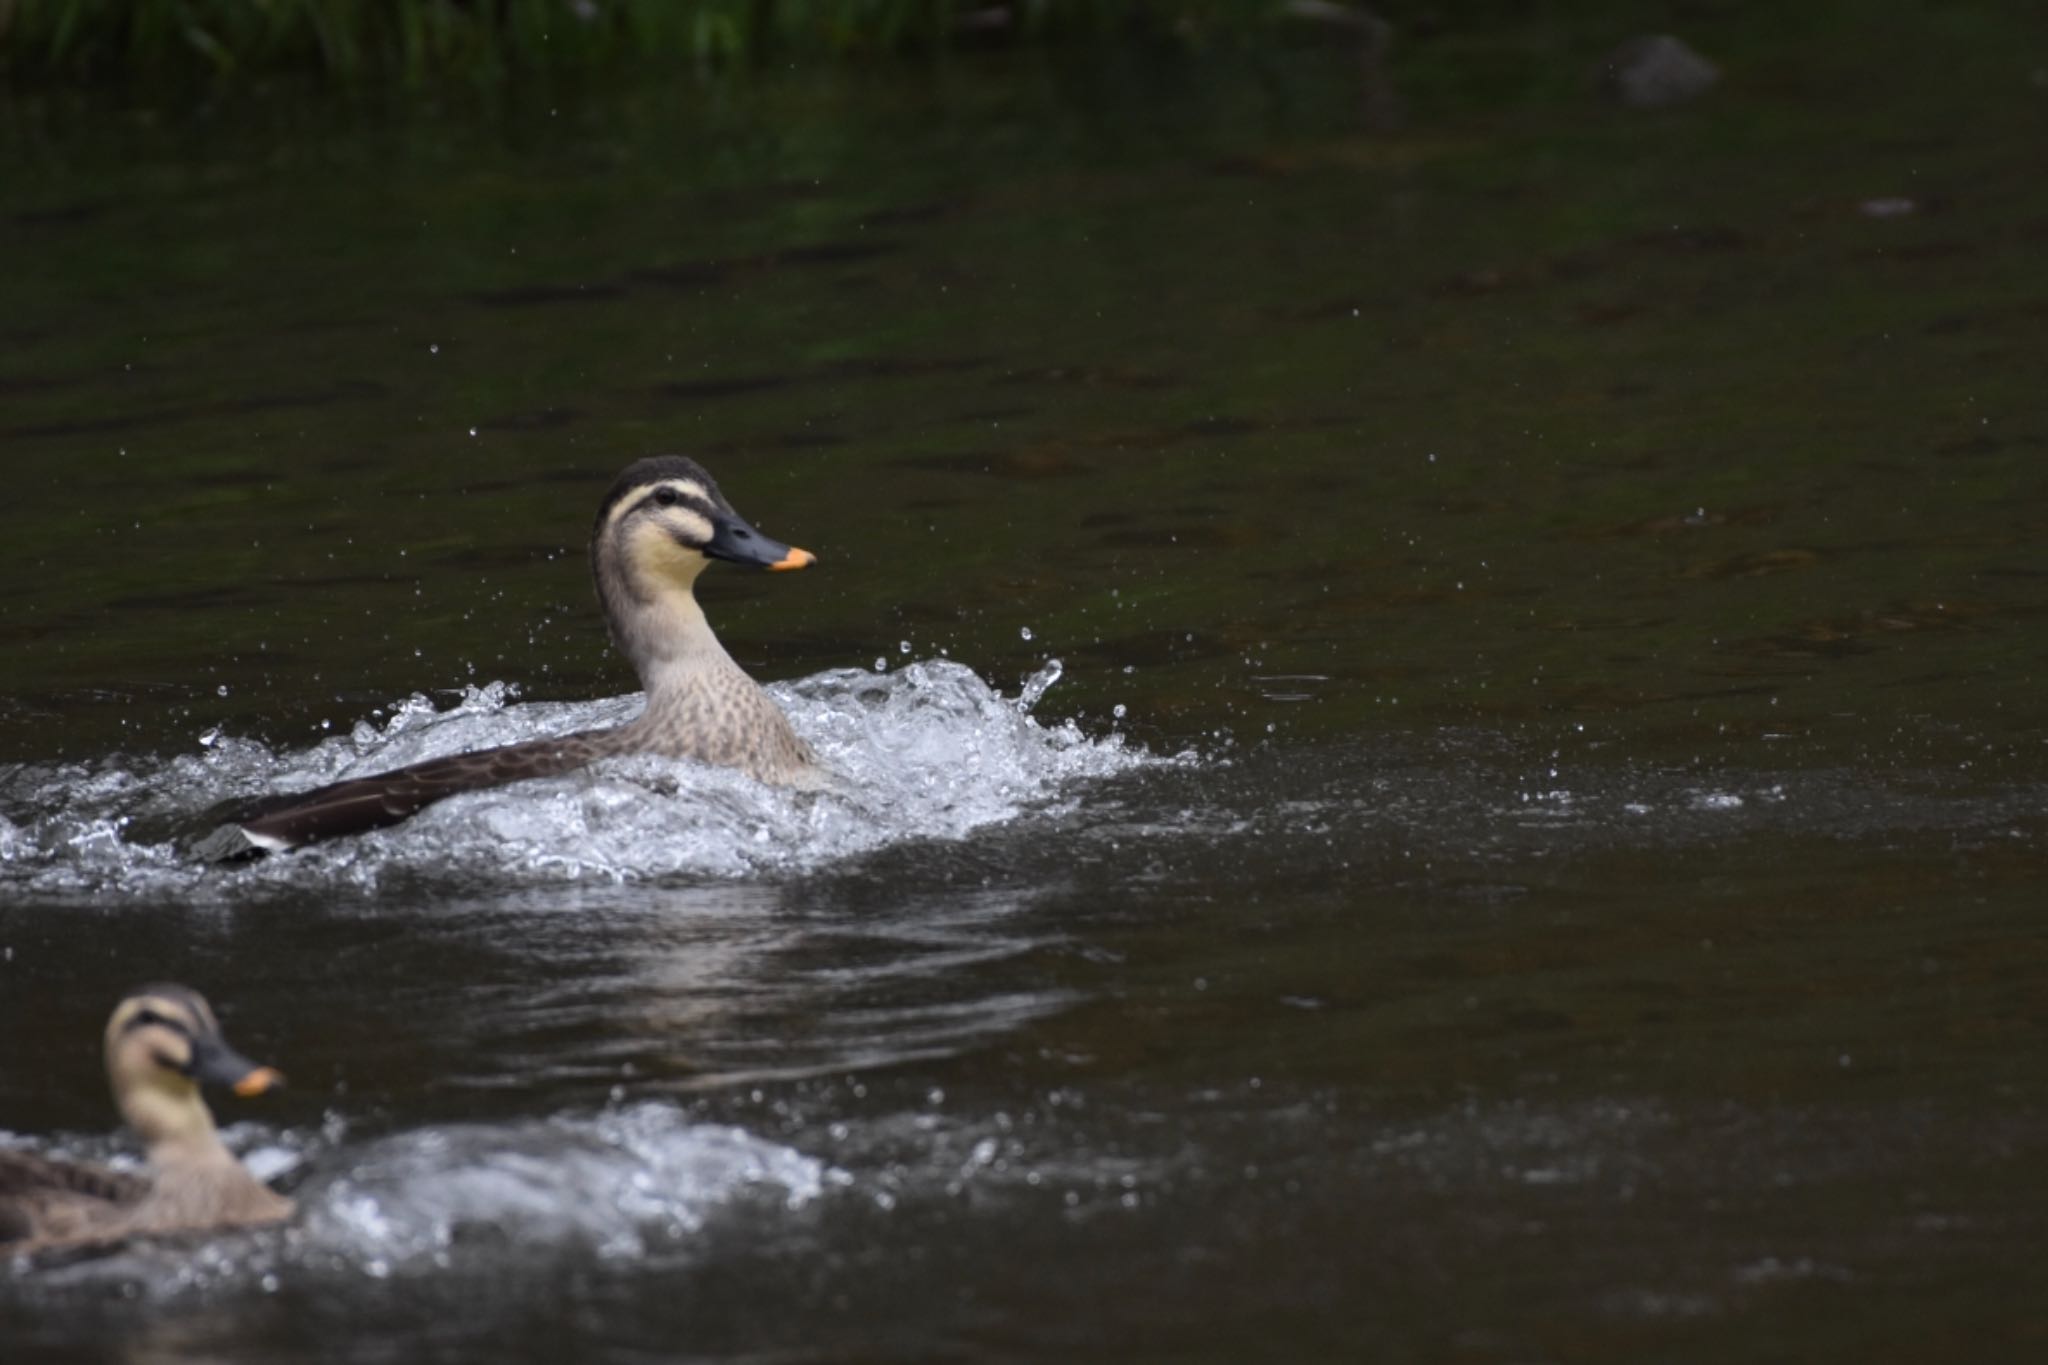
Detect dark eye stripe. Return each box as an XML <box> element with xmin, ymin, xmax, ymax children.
<box><xmin>124</xmin><ymin>1006</ymin><xmax>194</xmax><ymax>1038</ymax></box>
<box><xmin>627</xmin><ymin>487</ymin><xmax>715</xmax><ymax>521</ymax></box>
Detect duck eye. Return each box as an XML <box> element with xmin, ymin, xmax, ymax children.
<box><xmin>124</xmin><ymin>1005</ymin><xmax>191</xmax><ymax>1037</ymax></box>
<box><xmin>654</xmin><ymin>487</ymin><xmax>679</xmax><ymax>507</ymax></box>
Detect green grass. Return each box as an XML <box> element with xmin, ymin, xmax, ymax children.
<box><xmin>0</xmin><ymin>0</ymin><xmax>1331</xmax><ymax>85</ymax></box>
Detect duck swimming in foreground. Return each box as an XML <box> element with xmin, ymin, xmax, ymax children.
<box><xmin>0</xmin><ymin>985</ymin><xmax>290</xmax><ymax>1258</ymax></box>
<box><xmin>194</xmin><ymin>456</ymin><xmax>823</xmax><ymax>860</ymax></box>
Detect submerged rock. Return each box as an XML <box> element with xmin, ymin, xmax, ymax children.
<box><xmin>1602</xmin><ymin>34</ymin><xmax>1720</xmax><ymax>109</ymax></box>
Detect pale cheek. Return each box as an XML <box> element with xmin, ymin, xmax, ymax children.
<box><xmin>632</xmin><ymin>523</ymin><xmax>709</xmax><ymax>583</ymax></box>
<box><xmin>667</xmin><ymin>506</ymin><xmax>715</xmax><ymax>543</ymax></box>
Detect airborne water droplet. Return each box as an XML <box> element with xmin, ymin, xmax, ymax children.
<box><xmin>1019</xmin><ymin>626</ymin><xmax>1034</xmax><ymax>642</ymax></box>
<box><xmin>1016</xmin><ymin>658</ymin><xmax>1064</xmax><ymax>711</ymax></box>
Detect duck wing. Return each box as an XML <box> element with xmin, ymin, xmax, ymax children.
<box><xmin>0</xmin><ymin>1149</ymin><xmax>149</xmax><ymax>1250</ymax></box>
<box><xmin>192</xmin><ymin>728</ymin><xmax>620</xmax><ymax>861</ymax></box>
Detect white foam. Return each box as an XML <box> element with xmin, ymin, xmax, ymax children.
<box><xmin>7</xmin><ymin>1104</ymin><xmax>835</xmax><ymax>1290</ymax></box>
<box><xmin>298</xmin><ymin>1104</ymin><xmax>836</xmax><ymax>1268</ymax></box>
<box><xmin>0</xmin><ymin>660</ymin><xmax>1161</xmax><ymax>896</ymax></box>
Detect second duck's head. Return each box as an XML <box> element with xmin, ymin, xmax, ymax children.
<box><xmin>591</xmin><ymin>456</ymin><xmax>814</xmax><ymax>664</ymax></box>
<box><xmin>102</xmin><ymin>984</ymin><xmax>284</xmax><ymax>1150</ymax></box>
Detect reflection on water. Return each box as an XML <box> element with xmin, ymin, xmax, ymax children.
<box><xmin>4</xmin><ymin>727</ymin><xmax>2046</xmax><ymax>1358</ymax></box>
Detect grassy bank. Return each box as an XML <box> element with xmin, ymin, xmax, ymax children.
<box><xmin>0</xmin><ymin>0</ymin><xmax>1365</xmax><ymax>85</ymax></box>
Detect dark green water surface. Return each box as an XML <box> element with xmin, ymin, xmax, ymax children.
<box><xmin>3</xmin><ymin>6</ymin><xmax>2046</xmax><ymax>1361</ymax></box>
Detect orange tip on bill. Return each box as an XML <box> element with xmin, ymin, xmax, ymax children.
<box><xmin>233</xmin><ymin>1066</ymin><xmax>285</xmax><ymax>1097</ymax></box>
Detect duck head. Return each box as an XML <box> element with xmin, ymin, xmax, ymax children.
<box><xmin>102</xmin><ymin>984</ymin><xmax>283</xmax><ymax>1154</ymax></box>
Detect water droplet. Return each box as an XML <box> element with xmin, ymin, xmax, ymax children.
<box><xmin>1112</xmin><ymin>703</ymin><xmax>1127</xmax><ymax>719</ymax></box>
<box><xmin>1019</xmin><ymin>626</ymin><xmax>1034</xmax><ymax>642</ymax></box>
<box><xmin>198</xmin><ymin>727</ymin><xmax>221</xmax><ymax>748</ymax></box>
<box><xmin>873</xmin><ymin>656</ymin><xmax>887</xmax><ymax>672</ymax></box>
<box><xmin>468</xmin><ymin>427</ymin><xmax>478</xmax><ymax>437</ymax></box>
<box><xmin>428</xmin><ymin>343</ymin><xmax>440</xmax><ymax>354</ymax></box>
<box><xmin>898</xmin><ymin>640</ymin><xmax>911</xmax><ymax>654</ymax></box>
<box><xmin>216</xmin><ymin>684</ymin><xmax>229</xmax><ymax>697</ymax></box>
<box><xmin>1016</xmin><ymin>658</ymin><xmax>1064</xmax><ymax>711</ymax></box>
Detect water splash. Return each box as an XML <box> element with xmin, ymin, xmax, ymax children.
<box><xmin>1014</xmin><ymin>658</ymin><xmax>1064</xmax><ymax>711</ymax></box>
<box><xmin>5</xmin><ymin>1104</ymin><xmax>835</xmax><ymax>1292</ymax></box>
<box><xmin>299</xmin><ymin>1104</ymin><xmax>836</xmax><ymax>1270</ymax></box>
<box><xmin>0</xmin><ymin>660</ymin><xmax>1159</xmax><ymax>897</ymax></box>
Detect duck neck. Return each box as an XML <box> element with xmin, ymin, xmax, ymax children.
<box><xmin>593</xmin><ymin>540</ymin><xmax>745</xmax><ymax>695</ymax></box>
<box><xmin>647</xmin><ymin>592</ymin><xmax>750</xmax><ymax>701</ymax></box>
<box><xmin>120</xmin><ymin>1085</ymin><xmax>235</xmax><ymax>1171</ymax></box>
<box><xmin>605</xmin><ymin>566</ymin><xmax>748</xmax><ymax>707</ymax></box>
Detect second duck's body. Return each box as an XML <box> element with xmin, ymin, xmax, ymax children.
<box><xmin>197</xmin><ymin>456</ymin><xmax>822</xmax><ymax>858</ymax></box>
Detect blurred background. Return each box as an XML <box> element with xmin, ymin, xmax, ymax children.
<box><xmin>2</xmin><ymin>2</ymin><xmax>2045</xmax><ymax>1361</ymax></box>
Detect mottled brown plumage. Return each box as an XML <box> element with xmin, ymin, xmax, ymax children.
<box><xmin>1</xmin><ymin>985</ymin><xmax>292</xmax><ymax>1259</ymax></box>
<box><xmin>194</xmin><ymin>456</ymin><xmax>823</xmax><ymax>860</ymax></box>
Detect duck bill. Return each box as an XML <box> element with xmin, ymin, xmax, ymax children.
<box><xmin>188</xmin><ymin>1035</ymin><xmax>286</xmax><ymax>1096</ymax></box>
<box><xmin>705</xmin><ymin>510</ymin><xmax>815</xmax><ymax>572</ymax></box>
<box><xmin>232</xmin><ymin>1066</ymin><xmax>287</xmax><ymax>1097</ymax></box>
